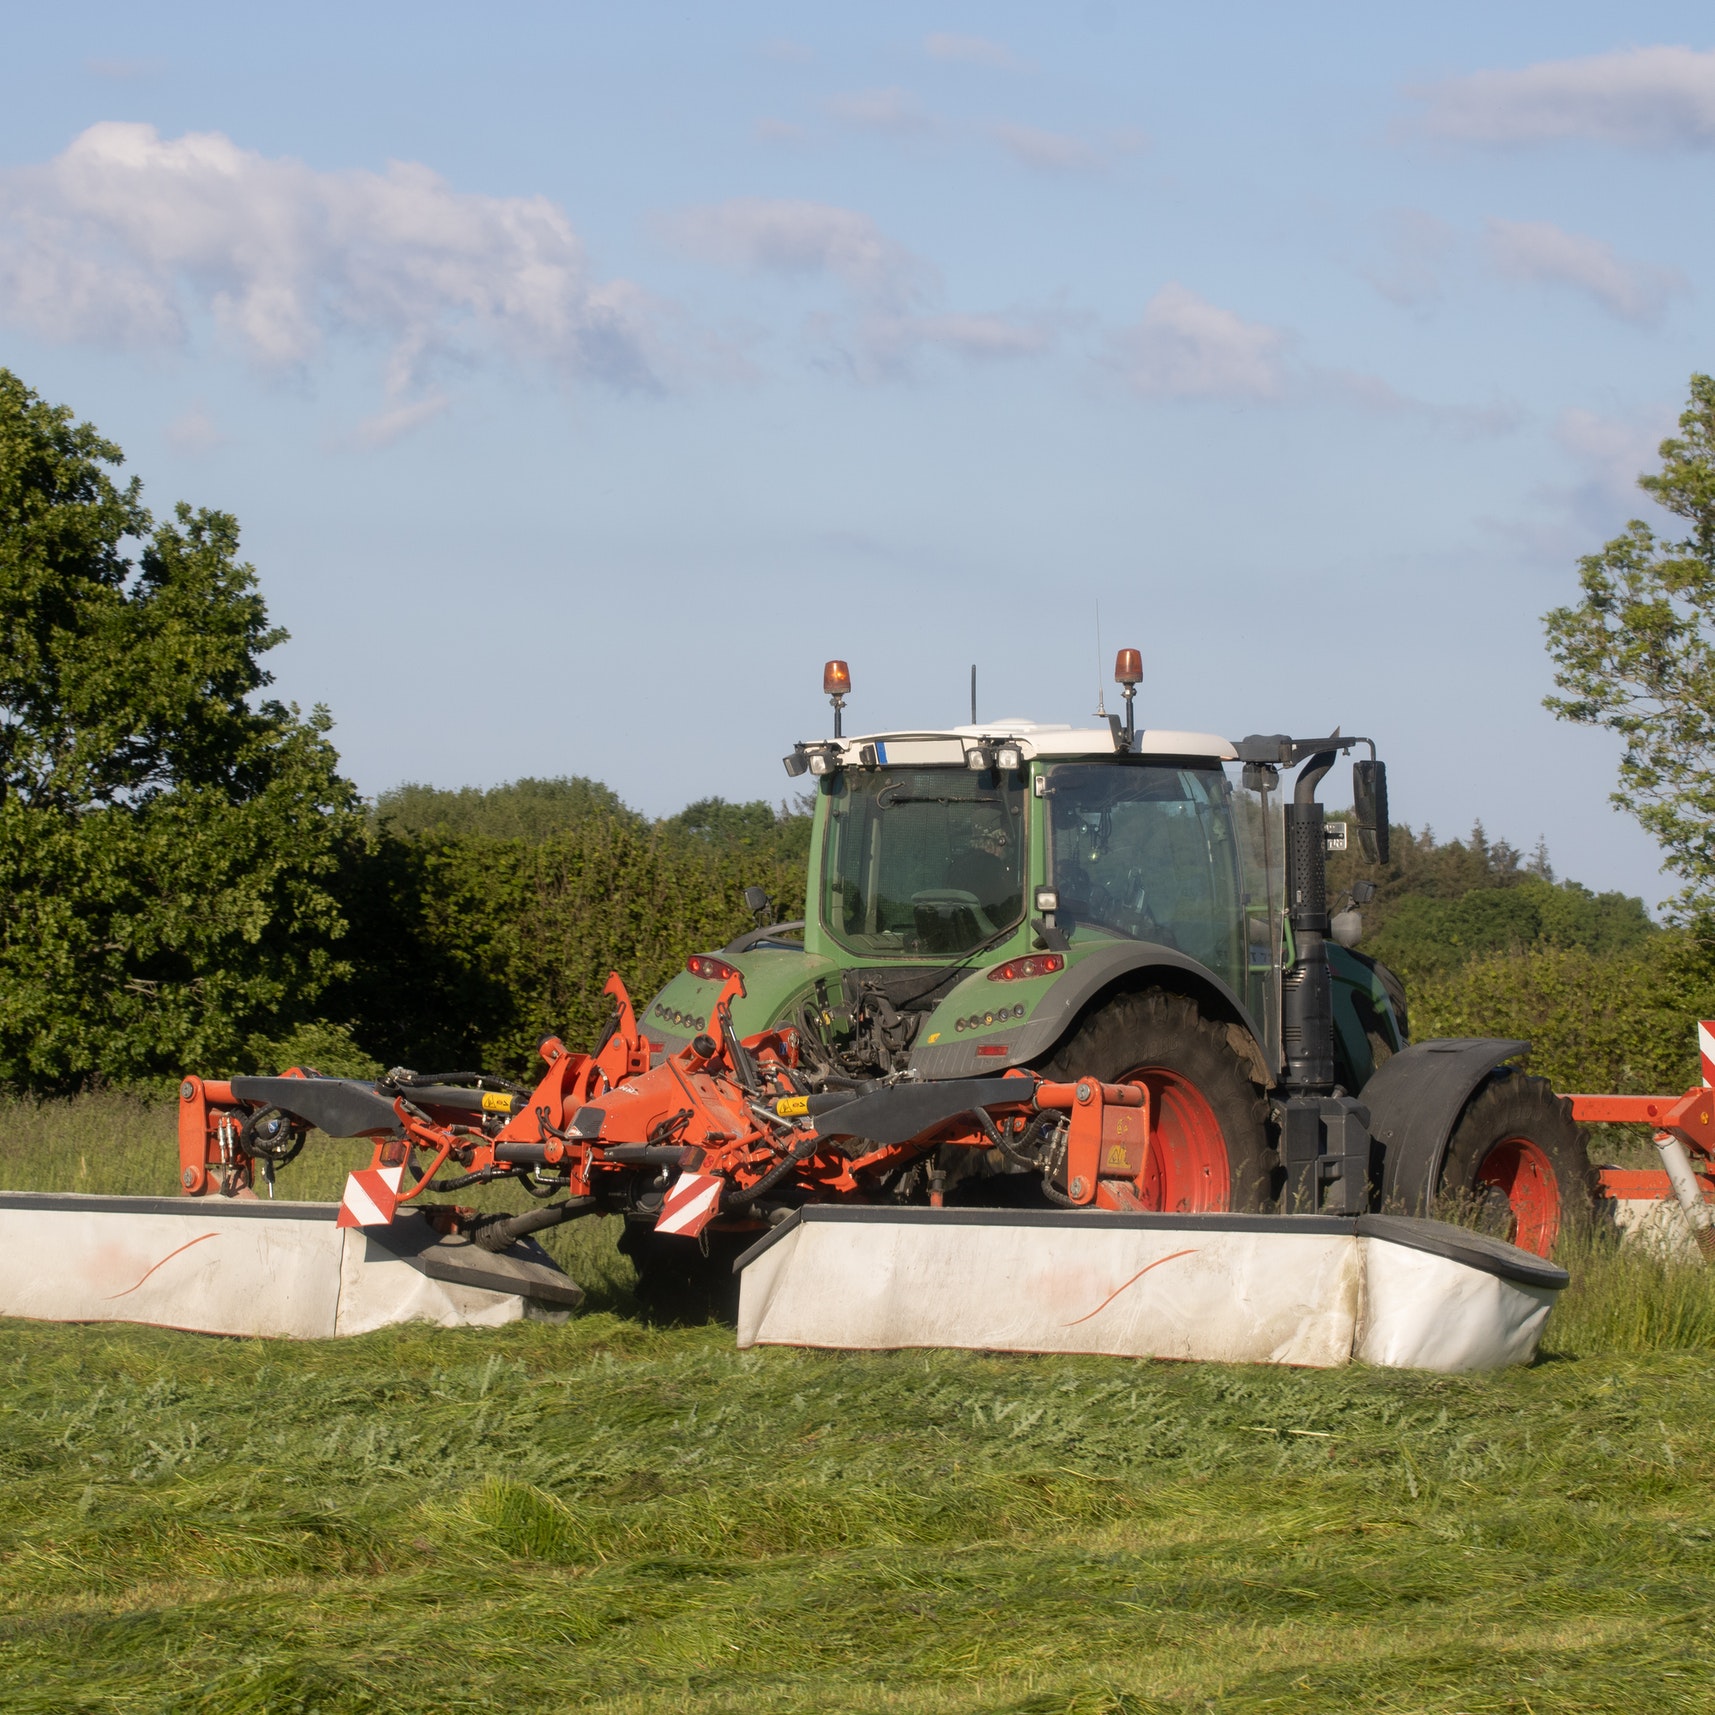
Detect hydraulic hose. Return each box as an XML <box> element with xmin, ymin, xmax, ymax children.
<box><xmin>470</xmin><ymin>1198</ymin><xmax>596</xmax><ymax>1253</ymax></box>
<box><xmin>724</xmin><ymin>1132</ymin><xmax>821</xmax><ymax>1210</ymax></box>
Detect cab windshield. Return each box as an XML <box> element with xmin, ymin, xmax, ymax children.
<box><xmin>1045</xmin><ymin>762</ymin><xmax>1245</xmax><ymax>997</ymax></box>
<box><xmin>821</xmin><ymin>767</ymin><xmax>1027</xmax><ymax>957</ymax></box>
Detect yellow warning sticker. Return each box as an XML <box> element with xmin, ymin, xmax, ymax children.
<box><xmin>481</xmin><ymin>1092</ymin><xmax>513</xmax><ymax>1113</ymax></box>
<box><xmin>775</xmin><ymin>1095</ymin><xmax>810</xmax><ymax>1118</ymax></box>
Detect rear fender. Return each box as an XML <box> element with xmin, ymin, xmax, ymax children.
<box><xmin>910</xmin><ymin>944</ymin><xmax>1269</xmax><ymax>1081</ymax></box>
<box><xmin>1365</xmin><ymin>1038</ymin><xmax>1529</xmax><ymax>1215</ymax></box>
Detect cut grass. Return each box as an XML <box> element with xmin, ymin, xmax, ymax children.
<box><xmin>0</xmin><ymin>1094</ymin><xmax>1712</xmax><ymax>1710</ymax></box>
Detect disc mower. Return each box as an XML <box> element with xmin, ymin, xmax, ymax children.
<box><xmin>173</xmin><ymin>653</ymin><xmax>1714</xmax><ymax>1309</ymax></box>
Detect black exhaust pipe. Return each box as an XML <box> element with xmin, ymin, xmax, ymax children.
<box><xmin>1281</xmin><ymin>749</ymin><xmax>1337</xmax><ymax>1094</ymax></box>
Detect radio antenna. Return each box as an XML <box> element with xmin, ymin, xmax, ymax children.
<box><xmin>970</xmin><ymin>663</ymin><xmax>977</xmax><ymax>725</ymax></box>
<box><xmin>1093</xmin><ymin>599</ymin><xmax>1108</xmax><ymax>719</ymax></box>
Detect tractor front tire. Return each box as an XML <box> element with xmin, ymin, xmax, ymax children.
<box><xmin>1043</xmin><ymin>989</ymin><xmax>1277</xmax><ymax>1212</ymax></box>
<box><xmin>1438</xmin><ymin>1071</ymin><xmax>1595</xmax><ymax>1256</ymax></box>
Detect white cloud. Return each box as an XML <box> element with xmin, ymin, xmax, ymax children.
<box><xmin>352</xmin><ymin>391</ymin><xmax>452</xmax><ymax>449</ymax></box>
<box><xmin>1111</xmin><ymin>284</ymin><xmax>1286</xmax><ymax>401</ymax></box>
<box><xmin>875</xmin><ymin>312</ymin><xmax>1050</xmax><ymax>361</ymax></box>
<box><xmin>991</xmin><ymin>123</ymin><xmax>1102</xmax><ymax>174</ymax></box>
<box><xmin>1413</xmin><ymin>45</ymin><xmax>1715</xmax><ymax>148</ymax></box>
<box><xmin>1556</xmin><ymin>404</ymin><xmax>1678</xmax><ymax>503</ymax></box>
<box><xmin>163</xmin><ymin>402</ymin><xmax>225</xmax><ymax>453</ymax></box>
<box><xmin>663</xmin><ymin>198</ymin><xmax>927</xmax><ymax>307</ymax></box>
<box><xmin>664</xmin><ymin>197</ymin><xmax>1047</xmax><ymax>377</ymax></box>
<box><xmin>827</xmin><ymin>86</ymin><xmax>937</xmax><ymax>136</ymax></box>
<box><xmin>754</xmin><ymin>118</ymin><xmax>809</xmax><ymax>146</ymax></box>
<box><xmin>1485</xmin><ymin>218</ymin><xmax>1684</xmax><ymax>323</ymax></box>
<box><xmin>0</xmin><ymin>122</ymin><xmax>661</xmax><ymax>414</ymax></box>
<box><xmin>924</xmin><ymin>33</ymin><xmax>1020</xmax><ymax>70</ymax></box>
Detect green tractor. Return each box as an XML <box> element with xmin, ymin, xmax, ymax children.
<box><xmin>639</xmin><ymin>654</ymin><xmax>1592</xmax><ymax>1292</ymax></box>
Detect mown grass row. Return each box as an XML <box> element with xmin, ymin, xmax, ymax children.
<box><xmin>1</xmin><ymin>1093</ymin><xmax>1713</xmax><ymax>1711</ymax></box>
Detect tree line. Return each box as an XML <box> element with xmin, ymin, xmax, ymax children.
<box><xmin>5</xmin><ymin>365</ymin><xmax>1715</xmax><ymax>1095</ymax></box>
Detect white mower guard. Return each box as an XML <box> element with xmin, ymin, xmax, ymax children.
<box><xmin>0</xmin><ymin>1192</ymin><xmax>583</xmax><ymax>1339</ymax></box>
<box><xmin>734</xmin><ymin>1207</ymin><xmax>1568</xmax><ymax>1373</ymax></box>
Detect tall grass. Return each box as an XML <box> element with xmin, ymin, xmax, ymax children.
<box><xmin>1543</xmin><ymin>1225</ymin><xmax>1715</xmax><ymax>1356</ymax></box>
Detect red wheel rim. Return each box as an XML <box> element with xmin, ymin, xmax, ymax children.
<box><xmin>1124</xmin><ymin>1067</ymin><xmax>1230</xmax><ymax>1212</ymax></box>
<box><xmin>1474</xmin><ymin>1135</ymin><xmax>1560</xmax><ymax>1256</ymax></box>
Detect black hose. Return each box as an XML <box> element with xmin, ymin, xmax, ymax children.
<box><xmin>470</xmin><ymin>1198</ymin><xmax>596</xmax><ymax>1253</ymax></box>
<box><xmin>724</xmin><ymin>1133</ymin><xmax>820</xmax><ymax>1209</ymax></box>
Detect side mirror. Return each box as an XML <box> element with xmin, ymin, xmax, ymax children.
<box><xmin>1352</xmin><ymin>760</ymin><xmax>1389</xmax><ymax>864</ymax></box>
<box><xmin>742</xmin><ymin>884</ymin><xmax>773</xmax><ymax>926</ymax></box>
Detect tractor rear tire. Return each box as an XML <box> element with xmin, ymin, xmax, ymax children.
<box><xmin>1438</xmin><ymin>1071</ymin><xmax>1595</xmax><ymax>1257</ymax></box>
<box><xmin>1042</xmin><ymin>989</ymin><xmax>1277</xmax><ymax>1212</ymax></box>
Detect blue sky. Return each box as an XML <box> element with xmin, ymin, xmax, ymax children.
<box><xmin>3</xmin><ymin>4</ymin><xmax>1712</xmax><ymax>906</ymax></box>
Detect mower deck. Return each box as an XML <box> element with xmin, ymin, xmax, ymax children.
<box><xmin>734</xmin><ymin>1206</ymin><xmax>1569</xmax><ymax>1372</ymax></box>
<box><xmin>0</xmin><ymin>1193</ymin><xmax>581</xmax><ymax>1339</ymax></box>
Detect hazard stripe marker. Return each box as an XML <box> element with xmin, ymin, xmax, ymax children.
<box><xmin>654</xmin><ymin>1171</ymin><xmax>724</xmax><ymax>1239</ymax></box>
<box><xmin>1701</xmin><ymin>1021</ymin><xmax>1715</xmax><ymax>1090</ymax></box>
<box><xmin>336</xmin><ymin>1164</ymin><xmax>405</xmax><ymax>1228</ymax></box>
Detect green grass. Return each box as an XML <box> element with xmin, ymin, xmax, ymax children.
<box><xmin>0</xmin><ymin>1095</ymin><xmax>1713</xmax><ymax>1711</ymax></box>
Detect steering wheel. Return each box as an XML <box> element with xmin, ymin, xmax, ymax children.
<box><xmin>911</xmin><ymin>889</ymin><xmax>999</xmax><ymax>939</ymax></box>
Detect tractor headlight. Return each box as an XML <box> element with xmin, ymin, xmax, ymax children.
<box><xmin>808</xmin><ymin>748</ymin><xmax>838</xmax><ymax>776</ymax></box>
<box><xmin>995</xmin><ymin>744</ymin><xmax>1022</xmax><ymax>771</ymax></box>
<box><xmin>965</xmin><ymin>745</ymin><xmax>993</xmax><ymax>771</ymax></box>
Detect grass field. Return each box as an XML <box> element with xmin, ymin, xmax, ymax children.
<box><xmin>1</xmin><ymin>1095</ymin><xmax>1713</xmax><ymax>1712</ymax></box>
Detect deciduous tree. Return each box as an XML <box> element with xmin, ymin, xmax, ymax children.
<box><xmin>1545</xmin><ymin>373</ymin><xmax>1715</xmax><ymax>917</ymax></box>
<box><xmin>0</xmin><ymin>370</ymin><xmax>360</xmax><ymax>1087</ymax></box>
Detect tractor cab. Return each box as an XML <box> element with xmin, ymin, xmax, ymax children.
<box><xmin>644</xmin><ymin>657</ymin><xmax>1406</xmax><ymax>1108</ymax></box>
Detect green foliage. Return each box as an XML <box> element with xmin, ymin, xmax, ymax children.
<box><xmin>0</xmin><ymin>372</ymin><xmax>362</xmax><ymax>1091</ymax></box>
<box><xmin>1329</xmin><ymin>814</ymin><xmax>1556</xmax><ymax>918</ymax></box>
<box><xmin>659</xmin><ymin>793</ymin><xmax>815</xmax><ymax>868</ymax></box>
<box><xmin>238</xmin><ymin>1018</ymin><xmax>382</xmax><ymax>1080</ymax></box>
<box><xmin>1366</xmin><ymin>875</ymin><xmax>1654</xmax><ymax>983</ymax></box>
<box><xmin>1544</xmin><ymin>372</ymin><xmax>1715</xmax><ymax>917</ymax></box>
<box><xmin>375</xmin><ymin>774</ymin><xmax>643</xmax><ymax>841</ymax></box>
<box><xmin>1328</xmin><ymin>814</ymin><xmax>1656</xmax><ymax>1032</ymax></box>
<box><xmin>336</xmin><ymin>809</ymin><xmax>810</xmax><ymax>1077</ymax></box>
<box><xmin>1411</xmin><ymin>930</ymin><xmax>1715</xmax><ymax>1095</ymax></box>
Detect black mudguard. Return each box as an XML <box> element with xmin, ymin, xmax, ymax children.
<box><xmin>229</xmin><ymin>1076</ymin><xmax>403</xmax><ymax>1138</ymax></box>
<box><xmin>1361</xmin><ymin>1038</ymin><xmax>1529</xmax><ymax>1215</ymax></box>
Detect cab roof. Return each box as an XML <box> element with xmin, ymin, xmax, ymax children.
<box><xmin>822</xmin><ymin>720</ymin><xmax>1238</xmax><ymax>765</ymax></box>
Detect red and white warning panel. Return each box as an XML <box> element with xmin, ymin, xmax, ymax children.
<box><xmin>336</xmin><ymin>1163</ymin><xmax>405</xmax><ymax>1229</ymax></box>
<box><xmin>655</xmin><ymin>1171</ymin><xmax>724</xmax><ymax>1238</ymax></box>
<box><xmin>1700</xmin><ymin>1020</ymin><xmax>1715</xmax><ymax>1089</ymax></box>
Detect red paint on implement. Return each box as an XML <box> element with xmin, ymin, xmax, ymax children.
<box><xmin>1125</xmin><ymin>1068</ymin><xmax>1229</xmax><ymax>1212</ymax></box>
<box><xmin>103</xmin><ymin>1232</ymin><xmax>218</xmax><ymax>1299</ymax></box>
<box><xmin>1476</xmin><ymin>1135</ymin><xmax>1560</xmax><ymax>1256</ymax></box>
<box><xmin>1063</xmin><ymin>1248</ymin><xmax>1197</xmax><ymax>1326</ymax></box>
<box><xmin>1599</xmin><ymin>1166</ymin><xmax>1715</xmax><ymax>1199</ymax></box>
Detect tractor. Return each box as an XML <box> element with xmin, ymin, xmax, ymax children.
<box><xmin>625</xmin><ymin>653</ymin><xmax>1592</xmax><ymax>1299</ymax></box>
<box><xmin>173</xmin><ymin>650</ymin><xmax>1602</xmax><ymax>1326</ymax></box>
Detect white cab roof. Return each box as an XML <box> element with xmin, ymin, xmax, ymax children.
<box><xmin>824</xmin><ymin>720</ymin><xmax>1236</xmax><ymax>764</ymax></box>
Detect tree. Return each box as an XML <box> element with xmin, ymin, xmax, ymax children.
<box><xmin>1544</xmin><ymin>373</ymin><xmax>1715</xmax><ymax>917</ymax></box>
<box><xmin>0</xmin><ymin>370</ymin><xmax>361</xmax><ymax>1088</ymax></box>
